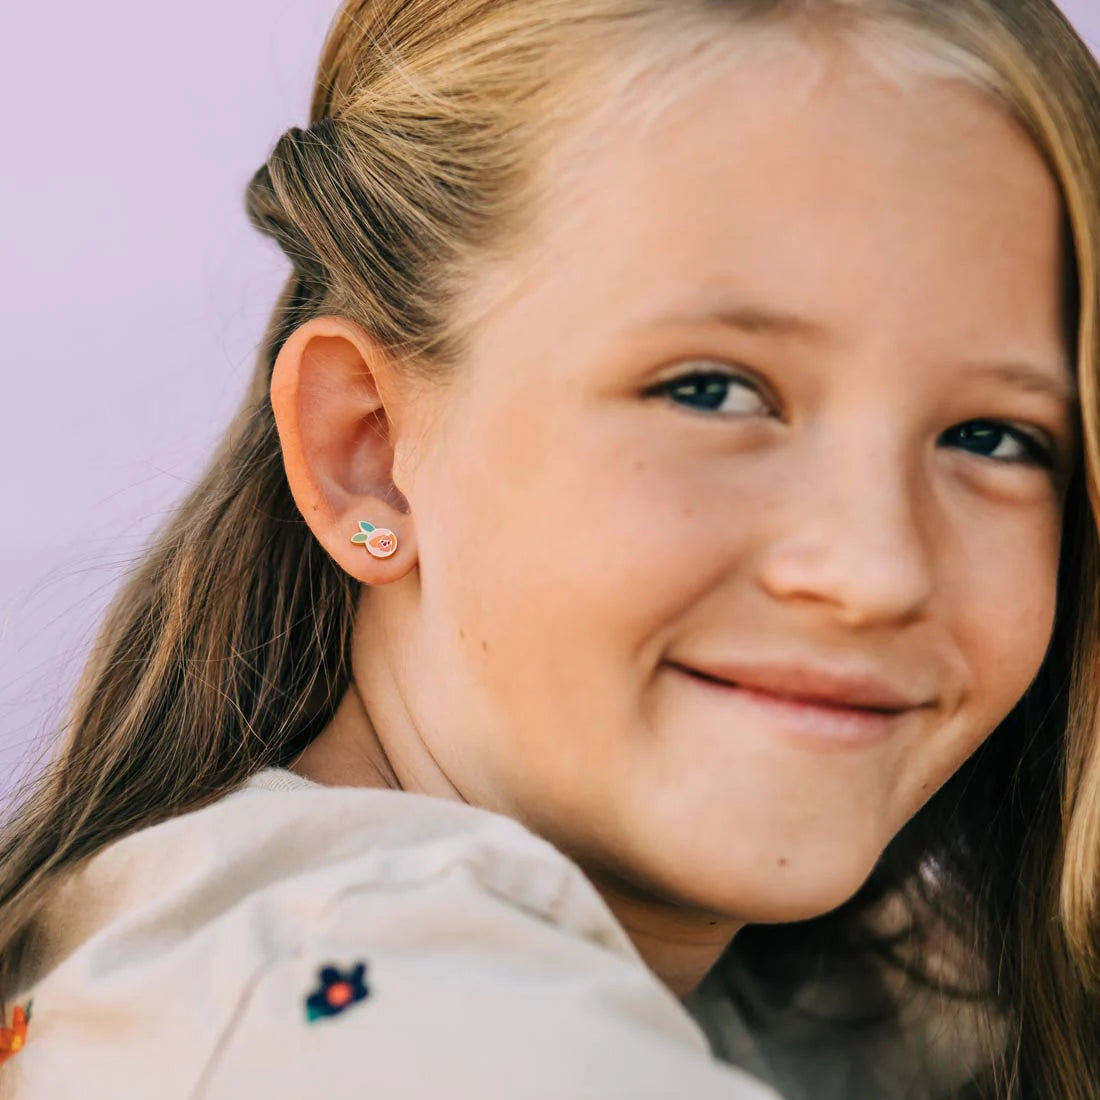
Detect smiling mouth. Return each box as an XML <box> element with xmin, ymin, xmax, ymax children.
<box><xmin>667</xmin><ymin>663</ymin><xmax>913</xmax><ymax>747</ymax></box>
<box><xmin>681</xmin><ymin>665</ymin><xmax>905</xmax><ymax>714</ymax></box>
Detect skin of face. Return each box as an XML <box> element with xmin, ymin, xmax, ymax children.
<box><xmin>273</xmin><ymin>32</ymin><xmax>1077</xmax><ymax>996</ymax></box>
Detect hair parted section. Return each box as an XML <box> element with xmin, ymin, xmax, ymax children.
<box><xmin>1</xmin><ymin>1</ymin><xmax>1098</xmax><ymax>1095</ymax></box>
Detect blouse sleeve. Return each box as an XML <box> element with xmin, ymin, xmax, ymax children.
<box><xmin>195</xmin><ymin>859</ymin><xmax>783</xmax><ymax>1100</ymax></box>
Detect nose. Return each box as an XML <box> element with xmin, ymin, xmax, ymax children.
<box><xmin>754</xmin><ymin>416</ymin><xmax>936</xmax><ymax>628</ymax></box>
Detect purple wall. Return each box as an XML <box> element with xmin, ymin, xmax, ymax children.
<box><xmin>1</xmin><ymin>2</ymin><xmax>1098</xmax><ymax>799</ymax></box>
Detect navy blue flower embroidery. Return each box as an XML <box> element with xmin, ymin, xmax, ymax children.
<box><xmin>304</xmin><ymin>961</ymin><xmax>370</xmax><ymax>1022</ymax></box>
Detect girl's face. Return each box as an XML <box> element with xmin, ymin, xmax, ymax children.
<box><xmin>355</xmin><ymin>39</ymin><xmax>1077</xmax><ymax>922</ymax></box>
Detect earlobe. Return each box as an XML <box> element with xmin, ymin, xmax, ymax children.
<box><xmin>269</xmin><ymin>316</ymin><xmax>418</xmax><ymax>584</ymax></box>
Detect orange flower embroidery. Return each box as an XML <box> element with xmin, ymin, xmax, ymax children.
<box><xmin>0</xmin><ymin>1001</ymin><xmax>31</xmax><ymax>1066</ymax></box>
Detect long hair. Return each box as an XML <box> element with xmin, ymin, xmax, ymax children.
<box><xmin>1</xmin><ymin>2</ymin><xmax>1097</xmax><ymax>1095</ymax></box>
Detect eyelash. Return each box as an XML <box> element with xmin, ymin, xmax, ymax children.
<box><xmin>647</xmin><ymin>367</ymin><xmax>1057</xmax><ymax>470</ymax></box>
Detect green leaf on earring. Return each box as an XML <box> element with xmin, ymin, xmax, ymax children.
<box><xmin>351</xmin><ymin>532</ymin><xmax>370</xmax><ymax>544</ymax></box>
<box><xmin>359</xmin><ymin>521</ymin><xmax>376</xmax><ymax>533</ymax></box>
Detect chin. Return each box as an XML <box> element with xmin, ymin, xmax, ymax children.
<box><xmin>732</xmin><ymin>884</ymin><xmax>868</xmax><ymax>926</ymax></box>
<box><xmin>643</xmin><ymin>843</ymin><xmax>884</xmax><ymax>926</ymax></box>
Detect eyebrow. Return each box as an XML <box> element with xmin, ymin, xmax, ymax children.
<box><xmin>647</xmin><ymin>301</ymin><xmax>833</xmax><ymax>341</ymax></box>
<box><xmin>640</xmin><ymin>299</ymin><xmax>1079</xmax><ymax>403</ymax></box>
<box><xmin>962</xmin><ymin>360</ymin><xmax>1079</xmax><ymax>403</ymax></box>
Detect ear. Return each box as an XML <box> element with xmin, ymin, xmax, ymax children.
<box><xmin>270</xmin><ymin>316</ymin><xmax>419</xmax><ymax>584</ymax></box>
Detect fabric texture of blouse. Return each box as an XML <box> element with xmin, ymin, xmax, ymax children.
<box><xmin>1</xmin><ymin>768</ymin><xmax>785</xmax><ymax>1100</ymax></box>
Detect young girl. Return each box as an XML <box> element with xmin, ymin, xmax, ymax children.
<box><xmin>1</xmin><ymin>0</ymin><xmax>1098</xmax><ymax>1096</ymax></box>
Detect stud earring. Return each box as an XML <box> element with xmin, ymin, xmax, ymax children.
<box><xmin>351</xmin><ymin>520</ymin><xmax>398</xmax><ymax>559</ymax></box>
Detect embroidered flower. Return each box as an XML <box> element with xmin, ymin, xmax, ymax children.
<box><xmin>304</xmin><ymin>962</ymin><xmax>369</xmax><ymax>1022</ymax></box>
<box><xmin>0</xmin><ymin>1001</ymin><xmax>32</xmax><ymax>1066</ymax></box>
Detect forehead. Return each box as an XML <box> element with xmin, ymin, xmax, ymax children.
<box><xmin>470</xmin><ymin>28</ymin><xmax>1066</xmax><ymax>372</ymax></box>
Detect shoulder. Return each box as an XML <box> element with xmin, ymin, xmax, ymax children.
<box><xmin>8</xmin><ymin>771</ymin><xmax>780</xmax><ymax>1100</ymax></box>
<box><xmin>32</xmin><ymin>769</ymin><xmax>622</xmax><ymax>974</ymax></box>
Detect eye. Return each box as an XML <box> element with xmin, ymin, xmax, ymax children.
<box><xmin>646</xmin><ymin>367</ymin><xmax>772</xmax><ymax>417</ymax></box>
<box><xmin>940</xmin><ymin>420</ymin><xmax>1055</xmax><ymax>469</ymax></box>
<box><xmin>647</xmin><ymin>370</ymin><xmax>1059</xmax><ymax>471</ymax></box>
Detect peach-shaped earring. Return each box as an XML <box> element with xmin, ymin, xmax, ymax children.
<box><xmin>351</xmin><ymin>520</ymin><xmax>399</xmax><ymax>559</ymax></box>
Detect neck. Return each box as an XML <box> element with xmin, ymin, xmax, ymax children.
<box><xmin>581</xmin><ymin>864</ymin><xmax>742</xmax><ymax>1000</ymax></box>
<box><xmin>291</xmin><ymin>684</ymin><xmax>741</xmax><ymax>999</ymax></box>
<box><xmin>290</xmin><ymin>681</ymin><xmax>401</xmax><ymax>791</ymax></box>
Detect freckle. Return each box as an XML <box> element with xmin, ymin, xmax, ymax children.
<box><xmin>681</xmin><ymin>505</ymin><xmax>694</xmax><ymax>519</ymax></box>
<box><xmin>481</xmin><ymin>640</ymin><xmax>489</xmax><ymax>653</ymax></box>
<box><xmin>633</xmin><ymin>460</ymin><xmax>646</xmax><ymax>472</ymax></box>
<box><xmin>778</xmin><ymin>858</ymin><xmax>789</xmax><ymax>868</ymax></box>
<box><xmin>459</xmin><ymin>629</ymin><xmax>466</xmax><ymax>640</ymax></box>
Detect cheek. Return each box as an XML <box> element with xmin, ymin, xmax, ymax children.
<box><xmin>962</xmin><ymin>519</ymin><xmax>1060</xmax><ymax>704</ymax></box>
<box><xmin>433</xmin><ymin>391</ymin><xmax>724</xmax><ymax>638</ymax></box>
<box><xmin>414</xmin><ymin>407</ymin><xmax>744</xmax><ymax>793</ymax></box>
<box><xmin>905</xmin><ymin>517</ymin><xmax>1061</xmax><ymax>808</ymax></box>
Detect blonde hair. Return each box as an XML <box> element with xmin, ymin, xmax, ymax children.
<box><xmin>2</xmin><ymin>2</ymin><xmax>1097</xmax><ymax>1095</ymax></box>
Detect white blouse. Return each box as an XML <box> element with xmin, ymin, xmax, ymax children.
<box><xmin>3</xmin><ymin>767</ymin><xmax>782</xmax><ymax>1099</ymax></box>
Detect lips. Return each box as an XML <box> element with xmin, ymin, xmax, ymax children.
<box><xmin>668</xmin><ymin>660</ymin><xmax>927</xmax><ymax>713</ymax></box>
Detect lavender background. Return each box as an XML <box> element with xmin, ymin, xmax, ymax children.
<box><xmin>1</xmin><ymin>2</ymin><xmax>1098</xmax><ymax>801</ymax></box>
